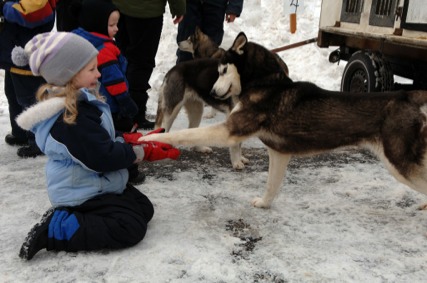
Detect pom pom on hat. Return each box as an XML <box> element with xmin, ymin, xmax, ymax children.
<box><xmin>11</xmin><ymin>46</ymin><xmax>30</xmax><ymax>67</ymax></box>
<box><xmin>14</xmin><ymin>32</ymin><xmax>99</xmax><ymax>86</ymax></box>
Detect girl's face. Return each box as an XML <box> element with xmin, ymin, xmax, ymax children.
<box><xmin>108</xmin><ymin>11</ymin><xmax>120</xmax><ymax>38</ymax></box>
<box><xmin>72</xmin><ymin>57</ymin><xmax>101</xmax><ymax>89</ymax></box>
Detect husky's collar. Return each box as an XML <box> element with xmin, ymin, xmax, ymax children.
<box><xmin>16</xmin><ymin>97</ymin><xmax>66</xmax><ymax>131</ymax></box>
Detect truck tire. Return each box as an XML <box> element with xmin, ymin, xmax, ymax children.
<box><xmin>341</xmin><ymin>51</ymin><xmax>393</xmax><ymax>93</ymax></box>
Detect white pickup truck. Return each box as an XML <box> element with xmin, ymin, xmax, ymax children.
<box><xmin>317</xmin><ymin>0</ymin><xmax>427</xmax><ymax>92</ymax></box>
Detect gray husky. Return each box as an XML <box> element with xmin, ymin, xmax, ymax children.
<box><xmin>155</xmin><ymin>28</ymin><xmax>241</xmax><ymax>161</ymax></box>
<box><xmin>155</xmin><ymin>28</ymin><xmax>233</xmax><ymax>144</ymax></box>
<box><xmin>142</xmin><ymin>32</ymin><xmax>427</xmax><ymax>209</ymax></box>
<box><xmin>177</xmin><ymin>26</ymin><xmax>226</xmax><ymax>119</ymax></box>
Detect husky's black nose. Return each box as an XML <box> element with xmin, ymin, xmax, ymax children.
<box><xmin>210</xmin><ymin>89</ymin><xmax>218</xmax><ymax>98</ymax></box>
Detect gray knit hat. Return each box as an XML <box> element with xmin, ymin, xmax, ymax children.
<box><xmin>12</xmin><ymin>32</ymin><xmax>98</xmax><ymax>86</ymax></box>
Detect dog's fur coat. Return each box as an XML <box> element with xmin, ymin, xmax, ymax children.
<box><xmin>142</xmin><ymin>32</ymin><xmax>427</xmax><ymax>208</ymax></box>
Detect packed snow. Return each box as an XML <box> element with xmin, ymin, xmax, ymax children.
<box><xmin>1</xmin><ymin>0</ymin><xmax>427</xmax><ymax>282</ymax></box>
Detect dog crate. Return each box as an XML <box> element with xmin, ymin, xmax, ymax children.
<box><xmin>317</xmin><ymin>0</ymin><xmax>427</xmax><ymax>92</ymax></box>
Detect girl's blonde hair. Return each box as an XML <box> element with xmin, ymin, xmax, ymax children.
<box><xmin>36</xmin><ymin>80</ymin><xmax>105</xmax><ymax>125</ymax></box>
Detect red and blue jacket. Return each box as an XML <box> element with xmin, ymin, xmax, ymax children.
<box><xmin>0</xmin><ymin>0</ymin><xmax>55</xmax><ymax>72</ymax></box>
<box><xmin>72</xmin><ymin>27</ymin><xmax>130</xmax><ymax>115</ymax></box>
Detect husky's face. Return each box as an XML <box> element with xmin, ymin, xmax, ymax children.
<box><xmin>178</xmin><ymin>26</ymin><xmax>210</xmax><ymax>56</ymax></box>
<box><xmin>211</xmin><ymin>63</ymin><xmax>241</xmax><ymax>100</ymax></box>
<box><xmin>178</xmin><ymin>38</ymin><xmax>194</xmax><ymax>54</ymax></box>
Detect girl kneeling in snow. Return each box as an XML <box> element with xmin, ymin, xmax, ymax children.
<box><xmin>13</xmin><ymin>32</ymin><xmax>180</xmax><ymax>260</ymax></box>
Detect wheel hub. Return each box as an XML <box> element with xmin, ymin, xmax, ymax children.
<box><xmin>349</xmin><ymin>70</ymin><xmax>368</xmax><ymax>93</ymax></box>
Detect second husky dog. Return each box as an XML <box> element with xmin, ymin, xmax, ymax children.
<box><xmin>177</xmin><ymin>26</ymin><xmax>226</xmax><ymax>119</ymax></box>
<box><xmin>155</xmin><ymin>28</ymin><xmax>240</xmax><ymax>158</ymax></box>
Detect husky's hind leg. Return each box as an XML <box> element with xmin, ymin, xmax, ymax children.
<box><xmin>154</xmin><ymin>94</ymin><xmax>164</xmax><ymax>129</ymax></box>
<box><xmin>403</xmin><ymin>172</ymin><xmax>427</xmax><ymax>210</ymax></box>
<box><xmin>184</xmin><ymin>99</ymin><xmax>212</xmax><ymax>153</ymax></box>
<box><xmin>252</xmin><ymin>147</ymin><xmax>291</xmax><ymax>208</ymax></box>
<box><xmin>372</xmin><ymin>144</ymin><xmax>427</xmax><ymax>210</ymax></box>
<box><xmin>161</xmin><ymin>102</ymin><xmax>184</xmax><ymax>132</ymax></box>
<box><xmin>366</xmin><ymin>139</ymin><xmax>427</xmax><ymax>210</ymax></box>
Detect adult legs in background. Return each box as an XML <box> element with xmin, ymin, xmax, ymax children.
<box><xmin>9</xmin><ymin>72</ymin><xmax>44</xmax><ymax>157</ymax></box>
<box><xmin>4</xmin><ymin>70</ymin><xmax>28</xmax><ymax>146</ymax></box>
<box><xmin>116</xmin><ymin>15</ymin><xmax>164</xmax><ymax>130</ymax></box>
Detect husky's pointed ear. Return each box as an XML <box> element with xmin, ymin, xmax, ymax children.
<box><xmin>231</xmin><ymin>32</ymin><xmax>248</xmax><ymax>55</ymax></box>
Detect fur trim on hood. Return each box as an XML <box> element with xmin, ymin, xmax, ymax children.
<box><xmin>16</xmin><ymin>97</ymin><xmax>66</xmax><ymax>131</ymax></box>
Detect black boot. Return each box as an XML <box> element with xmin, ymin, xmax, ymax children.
<box><xmin>128</xmin><ymin>163</ymin><xmax>146</xmax><ymax>185</ymax></box>
<box><xmin>5</xmin><ymin>134</ymin><xmax>28</xmax><ymax>146</ymax></box>
<box><xmin>128</xmin><ymin>172</ymin><xmax>146</xmax><ymax>185</ymax></box>
<box><xmin>19</xmin><ymin>208</ymin><xmax>54</xmax><ymax>260</ymax></box>
<box><xmin>17</xmin><ymin>144</ymin><xmax>44</xmax><ymax>158</ymax></box>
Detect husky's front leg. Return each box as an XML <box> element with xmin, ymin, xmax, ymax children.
<box><xmin>229</xmin><ymin>143</ymin><xmax>249</xmax><ymax>170</ymax></box>
<box><xmin>139</xmin><ymin>123</ymin><xmax>245</xmax><ymax>148</ymax></box>
<box><xmin>251</xmin><ymin>147</ymin><xmax>291</xmax><ymax>208</ymax></box>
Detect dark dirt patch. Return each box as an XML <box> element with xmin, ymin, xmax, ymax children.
<box><xmin>139</xmin><ymin>147</ymin><xmax>378</xmax><ymax>177</ymax></box>
<box><xmin>253</xmin><ymin>271</ymin><xmax>287</xmax><ymax>283</ymax></box>
<box><xmin>226</xmin><ymin>219</ymin><xmax>262</xmax><ymax>261</ymax></box>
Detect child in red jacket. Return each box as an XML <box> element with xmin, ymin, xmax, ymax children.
<box><xmin>72</xmin><ymin>0</ymin><xmax>146</xmax><ymax>184</ymax></box>
<box><xmin>71</xmin><ymin>0</ymin><xmax>138</xmax><ymax>133</ymax></box>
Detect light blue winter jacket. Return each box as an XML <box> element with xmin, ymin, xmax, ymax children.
<box><xmin>17</xmin><ymin>89</ymin><xmax>136</xmax><ymax>207</ymax></box>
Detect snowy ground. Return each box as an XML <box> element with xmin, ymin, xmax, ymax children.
<box><xmin>1</xmin><ymin>0</ymin><xmax>427</xmax><ymax>282</ymax></box>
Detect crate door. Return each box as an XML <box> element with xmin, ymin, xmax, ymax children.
<box><xmin>369</xmin><ymin>0</ymin><xmax>398</xmax><ymax>27</ymax></box>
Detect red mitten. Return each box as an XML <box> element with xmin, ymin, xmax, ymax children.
<box><xmin>140</xmin><ymin>141</ymin><xmax>180</xmax><ymax>161</ymax></box>
<box><xmin>123</xmin><ymin>132</ymin><xmax>143</xmax><ymax>145</ymax></box>
<box><xmin>125</xmin><ymin>128</ymin><xmax>166</xmax><ymax>146</ymax></box>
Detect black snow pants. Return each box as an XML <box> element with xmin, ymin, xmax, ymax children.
<box><xmin>47</xmin><ymin>185</ymin><xmax>154</xmax><ymax>252</ymax></box>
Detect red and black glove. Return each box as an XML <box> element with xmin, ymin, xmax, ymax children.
<box><xmin>142</xmin><ymin>141</ymin><xmax>180</xmax><ymax>161</ymax></box>
<box><xmin>123</xmin><ymin>132</ymin><xmax>143</xmax><ymax>145</ymax></box>
<box><xmin>123</xmin><ymin>128</ymin><xmax>165</xmax><ymax>145</ymax></box>
<box><xmin>133</xmin><ymin>141</ymin><xmax>180</xmax><ymax>162</ymax></box>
